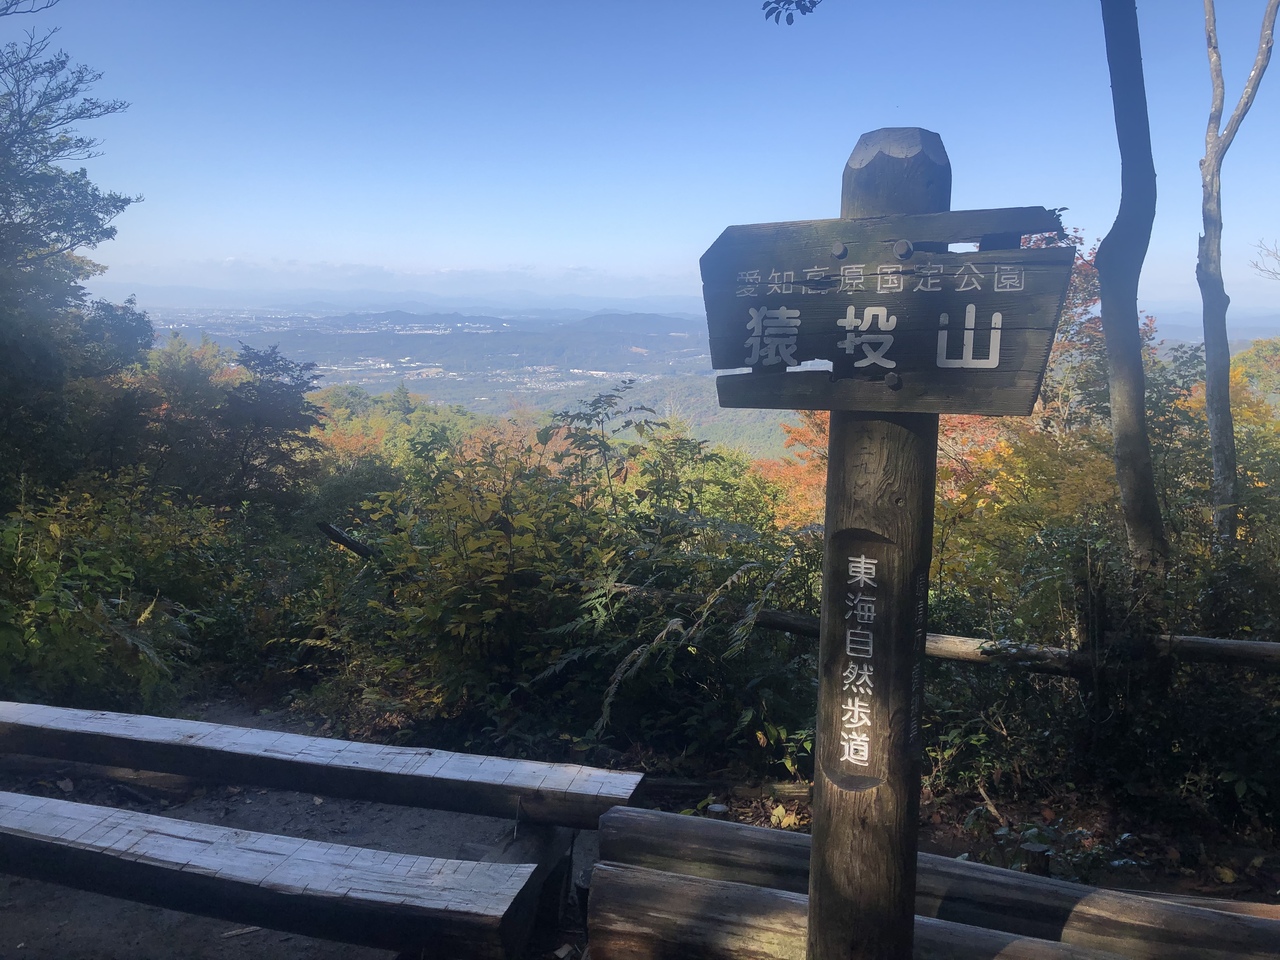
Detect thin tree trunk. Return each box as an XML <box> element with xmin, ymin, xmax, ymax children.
<box><xmin>1093</xmin><ymin>0</ymin><xmax>1168</xmax><ymax>569</ymax></box>
<box><xmin>1197</xmin><ymin>0</ymin><xmax>1279</xmax><ymax>542</ymax></box>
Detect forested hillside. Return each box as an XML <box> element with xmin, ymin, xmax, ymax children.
<box><xmin>4</xmin><ymin>8</ymin><xmax>1280</xmax><ymax>892</ymax></box>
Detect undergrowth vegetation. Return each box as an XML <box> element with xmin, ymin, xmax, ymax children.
<box><xmin>5</xmin><ymin>312</ymin><xmax>1280</xmax><ymax>837</ymax></box>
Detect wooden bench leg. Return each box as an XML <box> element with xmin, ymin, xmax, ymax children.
<box><xmin>456</xmin><ymin>823</ymin><xmax>576</xmax><ymax>953</ymax></box>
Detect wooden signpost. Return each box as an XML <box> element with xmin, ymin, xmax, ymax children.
<box><xmin>699</xmin><ymin>128</ymin><xmax>1073</xmax><ymax>960</ymax></box>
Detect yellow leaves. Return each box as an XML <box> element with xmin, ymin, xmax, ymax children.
<box><xmin>770</xmin><ymin>803</ymin><xmax>800</xmax><ymax>830</ymax></box>
<box><xmin>135</xmin><ymin>593</ymin><xmax>159</xmax><ymax>626</ymax></box>
<box><xmin>1178</xmin><ymin>367</ymin><xmax>1274</xmax><ymax>427</ymax></box>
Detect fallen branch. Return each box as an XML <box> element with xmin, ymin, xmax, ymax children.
<box><xmin>315</xmin><ymin>522</ymin><xmax>378</xmax><ymax>559</ymax></box>
<box><xmin>603</xmin><ymin>583</ymin><xmax>1280</xmax><ymax>674</ymax></box>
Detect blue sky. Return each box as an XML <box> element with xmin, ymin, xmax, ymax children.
<box><xmin>11</xmin><ymin>0</ymin><xmax>1280</xmax><ymax>321</ymax></box>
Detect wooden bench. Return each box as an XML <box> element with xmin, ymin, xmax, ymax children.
<box><xmin>0</xmin><ymin>791</ymin><xmax>536</xmax><ymax>958</ymax></box>
<box><xmin>0</xmin><ymin>701</ymin><xmax>641</xmax><ymax>830</ymax></box>
<box><xmin>0</xmin><ymin>701</ymin><xmax>645</xmax><ymax>958</ymax></box>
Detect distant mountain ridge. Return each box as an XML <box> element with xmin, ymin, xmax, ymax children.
<box><xmin>184</xmin><ymin>310</ymin><xmax>707</xmax><ymax>379</ymax></box>
<box><xmin>149</xmin><ymin>305</ymin><xmax>791</xmax><ymax>455</ymax></box>
<box><xmin>84</xmin><ymin>279</ymin><xmax>707</xmax><ymax>318</ymax></box>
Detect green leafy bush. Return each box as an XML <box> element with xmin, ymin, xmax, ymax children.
<box><xmin>0</xmin><ymin>471</ymin><xmax>231</xmax><ymax>708</ymax></box>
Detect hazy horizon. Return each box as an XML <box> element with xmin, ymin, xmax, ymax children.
<box><xmin>24</xmin><ymin>0</ymin><xmax>1280</xmax><ymax>327</ymax></box>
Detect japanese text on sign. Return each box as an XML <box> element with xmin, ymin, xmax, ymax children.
<box><xmin>840</xmin><ymin>553</ymin><xmax>878</xmax><ymax>768</ymax></box>
<box><xmin>735</xmin><ymin>262</ymin><xmax>1025</xmax><ymax>299</ymax></box>
<box><xmin>741</xmin><ymin>303</ymin><xmax>1005</xmax><ymax>371</ymax></box>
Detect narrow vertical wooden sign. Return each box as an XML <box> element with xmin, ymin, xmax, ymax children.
<box><xmin>809</xmin><ymin>416</ymin><xmax>936</xmax><ymax>960</ymax></box>
<box><xmin>806</xmin><ymin>129</ymin><xmax>948</xmax><ymax>960</ymax></box>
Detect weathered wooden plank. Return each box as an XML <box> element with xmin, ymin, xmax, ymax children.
<box><xmin>587</xmin><ymin>861</ymin><xmax>1126</xmax><ymax>960</ymax></box>
<box><xmin>716</xmin><ymin>367</ymin><xmax>1048</xmax><ymax>416</ymax></box>
<box><xmin>0</xmin><ymin>790</ymin><xmax>538</xmax><ymax>957</ymax></box>
<box><xmin>702</xmin><ymin>247</ymin><xmax>1072</xmax><ymax>416</ymax></box>
<box><xmin>597</xmin><ymin>807</ymin><xmax>1280</xmax><ymax>960</ymax></box>
<box><xmin>0</xmin><ymin>702</ymin><xmax>643</xmax><ymax>830</ymax></box>
<box><xmin>708</xmin><ymin>325</ymin><xmax>1058</xmax><ymax>412</ymax></box>
<box><xmin>703</xmin><ymin>207</ymin><xmax>1065</xmax><ymax>254</ymax></box>
<box><xmin>700</xmin><ymin>167</ymin><xmax>1073</xmax><ymax>421</ymax></box>
<box><xmin>704</xmin><ymin>249</ymin><xmax>1072</xmax><ymax>354</ymax></box>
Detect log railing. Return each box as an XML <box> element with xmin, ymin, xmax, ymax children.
<box><xmin>615</xmin><ymin>582</ymin><xmax>1280</xmax><ymax>675</ymax></box>
<box><xmin>594</xmin><ymin>807</ymin><xmax>1280</xmax><ymax>960</ymax></box>
<box><xmin>317</xmin><ymin>526</ymin><xmax>1280</xmax><ymax>674</ymax></box>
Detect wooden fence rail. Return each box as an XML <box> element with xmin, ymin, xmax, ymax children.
<box><xmin>588</xmin><ymin>861</ymin><xmax>1126</xmax><ymax>960</ymax></box>
<box><xmin>628</xmin><ymin>584</ymin><xmax>1279</xmax><ymax>675</ymax></box>
<box><xmin>318</xmin><ymin>524</ymin><xmax>1279</xmax><ymax>673</ymax></box>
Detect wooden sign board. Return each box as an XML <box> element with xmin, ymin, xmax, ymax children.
<box><xmin>700</xmin><ymin>206</ymin><xmax>1075</xmax><ymax>416</ymax></box>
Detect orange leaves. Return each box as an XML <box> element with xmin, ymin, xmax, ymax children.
<box><xmin>753</xmin><ymin>456</ymin><xmax>824</xmax><ymax>529</ymax></box>
<box><xmin>753</xmin><ymin>410</ymin><xmax>828</xmax><ymax>529</ymax></box>
<box><xmin>320</xmin><ymin>423</ymin><xmax>389</xmax><ymax>460</ymax></box>
<box><xmin>780</xmin><ymin>409</ymin><xmax>829</xmax><ymax>467</ymax></box>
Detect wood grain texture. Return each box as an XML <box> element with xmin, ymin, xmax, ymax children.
<box><xmin>804</xmin><ymin>128</ymin><xmax>949</xmax><ymax>960</ymax></box>
<box><xmin>597</xmin><ymin>807</ymin><xmax>1280</xmax><ymax>960</ymax></box>
<box><xmin>715</xmin><ymin>367</ymin><xmax>1048</xmax><ymax>416</ymax></box>
<box><xmin>0</xmin><ymin>790</ymin><xmax>537</xmax><ymax>957</ymax></box>
<box><xmin>699</xmin><ymin>131</ymin><xmax>1072</xmax><ymax>417</ymax></box>
<box><xmin>459</xmin><ymin>824</ymin><xmax>576</xmax><ymax>940</ymax></box>
<box><xmin>586</xmin><ymin>861</ymin><xmax>1128</xmax><ymax>960</ymax></box>
<box><xmin>0</xmin><ymin>701</ymin><xmax>642</xmax><ymax>830</ymax></box>
<box><xmin>704</xmin><ymin>248</ymin><xmax>1070</xmax><ymax>355</ymax></box>
<box><xmin>701</xmin><ymin>238</ymin><xmax>1072</xmax><ymax>416</ymax></box>
<box><xmin>811</xmin><ymin>412</ymin><xmax>937</xmax><ymax>960</ymax></box>
<box><xmin>701</xmin><ymin>208</ymin><xmax>1064</xmax><ymax>254</ymax></box>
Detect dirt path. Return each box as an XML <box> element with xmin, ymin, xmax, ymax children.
<box><xmin>0</xmin><ymin>701</ymin><xmax>592</xmax><ymax>960</ymax></box>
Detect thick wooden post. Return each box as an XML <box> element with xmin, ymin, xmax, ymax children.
<box><xmin>808</xmin><ymin>128</ymin><xmax>949</xmax><ymax>960</ymax></box>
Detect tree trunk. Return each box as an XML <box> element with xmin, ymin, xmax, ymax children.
<box><xmin>1092</xmin><ymin>0</ymin><xmax>1167</xmax><ymax>569</ymax></box>
<box><xmin>1197</xmin><ymin>0</ymin><xmax>1280</xmax><ymax>542</ymax></box>
<box><xmin>1198</xmin><ymin>160</ymin><xmax>1238</xmax><ymax>540</ymax></box>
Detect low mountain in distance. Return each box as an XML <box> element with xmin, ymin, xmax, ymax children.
<box><xmin>155</xmin><ymin>307</ymin><xmax>791</xmax><ymax>457</ymax></box>
<box><xmin>183</xmin><ymin>310</ymin><xmax>709</xmax><ymax>379</ymax></box>
<box><xmin>85</xmin><ymin>279</ymin><xmax>707</xmax><ymax>319</ymax></box>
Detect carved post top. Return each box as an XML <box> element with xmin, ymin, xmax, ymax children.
<box><xmin>841</xmin><ymin>127</ymin><xmax>951</xmax><ymax>219</ymax></box>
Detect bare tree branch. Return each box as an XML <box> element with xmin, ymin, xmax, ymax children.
<box><xmin>1213</xmin><ymin>0</ymin><xmax>1279</xmax><ymax>158</ymax></box>
<box><xmin>0</xmin><ymin>0</ymin><xmax>59</xmax><ymax>16</ymax></box>
<box><xmin>0</xmin><ymin>31</ymin><xmax>130</xmax><ymax>170</ymax></box>
<box><xmin>1253</xmin><ymin>239</ymin><xmax>1280</xmax><ymax>280</ymax></box>
<box><xmin>1204</xmin><ymin>0</ymin><xmax>1226</xmax><ymax>157</ymax></box>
